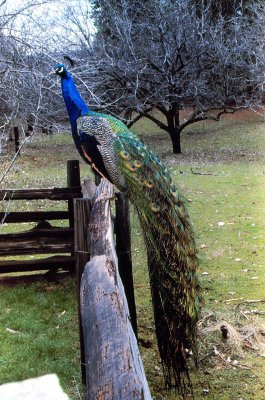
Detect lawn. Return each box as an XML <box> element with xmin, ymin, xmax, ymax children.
<box><xmin>0</xmin><ymin>110</ymin><xmax>265</xmax><ymax>399</ymax></box>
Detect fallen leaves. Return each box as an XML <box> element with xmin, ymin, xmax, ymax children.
<box><xmin>200</xmin><ymin>311</ymin><xmax>265</xmax><ymax>366</ymax></box>
<box><xmin>242</xmin><ymin>309</ymin><xmax>265</xmax><ymax>316</ymax></box>
<box><xmin>6</xmin><ymin>327</ymin><xmax>20</xmax><ymax>334</ymax></box>
<box><xmin>217</xmin><ymin>221</ymin><xmax>225</xmax><ymax>227</ymax></box>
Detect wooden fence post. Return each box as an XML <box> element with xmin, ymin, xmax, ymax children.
<box><xmin>48</xmin><ymin>125</ymin><xmax>53</xmax><ymax>135</ymax></box>
<box><xmin>26</xmin><ymin>119</ymin><xmax>33</xmax><ymax>137</ymax></box>
<box><xmin>80</xmin><ymin>179</ymin><xmax>152</xmax><ymax>399</ymax></box>
<box><xmin>115</xmin><ymin>192</ymin><xmax>137</xmax><ymax>337</ymax></box>
<box><xmin>67</xmin><ymin>160</ymin><xmax>81</xmax><ymax>228</ymax></box>
<box><xmin>74</xmin><ymin>198</ymin><xmax>91</xmax><ymax>385</ymax></box>
<box><xmin>14</xmin><ymin>127</ymin><xmax>20</xmax><ymax>155</ymax></box>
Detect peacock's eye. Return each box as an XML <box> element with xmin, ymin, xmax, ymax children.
<box><xmin>58</xmin><ymin>67</ymin><xmax>64</xmax><ymax>73</ymax></box>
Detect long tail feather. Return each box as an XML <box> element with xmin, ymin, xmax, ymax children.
<box><xmin>115</xmin><ymin>132</ymin><xmax>202</xmax><ymax>394</ymax></box>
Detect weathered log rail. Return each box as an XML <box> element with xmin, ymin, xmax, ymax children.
<box><xmin>0</xmin><ymin>211</ymin><xmax>70</xmax><ymax>223</ymax></box>
<box><xmin>74</xmin><ymin>179</ymin><xmax>151</xmax><ymax>399</ymax></box>
<box><xmin>0</xmin><ymin>224</ymin><xmax>74</xmax><ymax>256</ymax></box>
<box><xmin>0</xmin><ymin>186</ymin><xmax>82</xmax><ymax>201</ymax></box>
<box><xmin>0</xmin><ymin>160</ymin><xmax>82</xmax><ymax>274</ymax></box>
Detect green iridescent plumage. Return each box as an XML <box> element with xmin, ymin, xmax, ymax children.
<box><xmin>78</xmin><ymin>113</ymin><xmax>202</xmax><ymax>395</ymax></box>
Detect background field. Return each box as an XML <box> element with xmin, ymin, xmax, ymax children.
<box><xmin>0</xmin><ymin>110</ymin><xmax>265</xmax><ymax>399</ymax></box>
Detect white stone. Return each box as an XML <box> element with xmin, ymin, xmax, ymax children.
<box><xmin>0</xmin><ymin>374</ymin><xmax>69</xmax><ymax>400</ymax></box>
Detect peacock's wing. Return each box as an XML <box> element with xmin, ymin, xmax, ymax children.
<box><xmin>76</xmin><ymin>114</ymin><xmax>126</xmax><ymax>186</ymax></box>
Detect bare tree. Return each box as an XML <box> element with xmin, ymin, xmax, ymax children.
<box><xmin>1</xmin><ymin>0</ymin><xmax>264</xmax><ymax>157</ymax></box>
<box><xmin>84</xmin><ymin>0</ymin><xmax>265</xmax><ymax>153</ymax></box>
<box><xmin>0</xmin><ymin>0</ymin><xmax>68</xmax><ymax>188</ymax></box>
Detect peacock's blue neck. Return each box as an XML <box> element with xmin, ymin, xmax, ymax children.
<box><xmin>61</xmin><ymin>71</ymin><xmax>91</xmax><ymax>128</ymax></box>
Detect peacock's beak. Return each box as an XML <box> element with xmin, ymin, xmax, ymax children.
<box><xmin>49</xmin><ymin>69</ymin><xmax>56</xmax><ymax>75</ymax></box>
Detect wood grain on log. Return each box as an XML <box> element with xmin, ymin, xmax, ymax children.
<box><xmin>80</xmin><ymin>179</ymin><xmax>151</xmax><ymax>400</ymax></box>
<box><xmin>0</xmin><ymin>226</ymin><xmax>73</xmax><ymax>255</ymax></box>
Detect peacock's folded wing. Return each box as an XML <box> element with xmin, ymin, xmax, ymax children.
<box><xmin>76</xmin><ymin>114</ymin><xmax>127</xmax><ymax>185</ymax></box>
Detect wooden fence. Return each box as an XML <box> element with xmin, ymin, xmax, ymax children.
<box><xmin>0</xmin><ymin>160</ymin><xmax>82</xmax><ymax>274</ymax></box>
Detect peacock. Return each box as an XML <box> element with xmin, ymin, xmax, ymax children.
<box><xmin>53</xmin><ymin>62</ymin><xmax>201</xmax><ymax>396</ymax></box>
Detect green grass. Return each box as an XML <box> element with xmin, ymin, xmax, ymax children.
<box><xmin>0</xmin><ymin>110</ymin><xmax>265</xmax><ymax>399</ymax></box>
<box><xmin>132</xmin><ymin>110</ymin><xmax>265</xmax><ymax>399</ymax></box>
<box><xmin>0</xmin><ymin>278</ymin><xmax>83</xmax><ymax>398</ymax></box>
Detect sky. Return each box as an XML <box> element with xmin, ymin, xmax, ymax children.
<box><xmin>3</xmin><ymin>0</ymin><xmax>95</xmax><ymax>49</ymax></box>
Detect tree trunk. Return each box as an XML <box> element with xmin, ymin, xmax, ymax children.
<box><xmin>166</xmin><ymin>103</ymin><xmax>182</xmax><ymax>154</ymax></box>
<box><xmin>169</xmin><ymin>128</ymin><xmax>181</xmax><ymax>154</ymax></box>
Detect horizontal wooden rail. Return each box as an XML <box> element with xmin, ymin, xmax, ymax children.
<box><xmin>0</xmin><ymin>160</ymin><xmax>81</xmax><ymax>275</ymax></box>
<box><xmin>0</xmin><ymin>255</ymin><xmax>75</xmax><ymax>273</ymax></box>
<box><xmin>0</xmin><ymin>211</ymin><xmax>70</xmax><ymax>223</ymax></box>
<box><xmin>0</xmin><ymin>187</ymin><xmax>82</xmax><ymax>201</ymax></box>
<box><xmin>0</xmin><ymin>226</ymin><xmax>74</xmax><ymax>255</ymax></box>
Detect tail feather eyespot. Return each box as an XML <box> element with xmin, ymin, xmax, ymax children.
<box><xmin>144</xmin><ymin>179</ymin><xmax>154</xmax><ymax>188</ymax></box>
<box><xmin>136</xmin><ymin>175</ymin><xmax>145</xmax><ymax>185</ymax></box>
<box><xmin>120</xmin><ymin>150</ymin><xmax>131</xmax><ymax>160</ymax></box>
<box><xmin>172</xmin><ymin>193</ymin><xmax>180</xmax><ymax>204</ymax></box>
<box><xmin>125</xmin><ymin>162</ymin><xmax>137</xmax><ymax>172</ymax></box>
<box><xmin>150</xmin><ymin>203</ymin><xmax>161</xmax><ymax>213</ymax></box>
<box><xmin>134</xmin><ymin>141</ymin><xmax>145</xmax><ymax>149</ymax></box>
<box><xmin>161</xmin><ymin>168</ymin><xmax>169</xmax><ymax>177</ymax></box>
<box><xmin>150</xmin><ymin>153</ymin><xmax>156</xmax><ymax>161</ymax></box>
<box><xmin>136</xmin><ymin>175</ymin><xmax>144</xmax><ymax>184</ymax></box>
<box><xmin>133</xmin><ymin>160</ymin><xmax>143</xmax><ymax>168</ymax></box>
<box><xmin>170</xmin><ymin>184</ymin><xmax>177</xmax><ymax>193</ymax></box>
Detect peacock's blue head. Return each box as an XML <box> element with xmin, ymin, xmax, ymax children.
<box><xmin>53</xmin><ymin>63</ymin><xmax>67</xmax><ymax>78</ymax></box>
